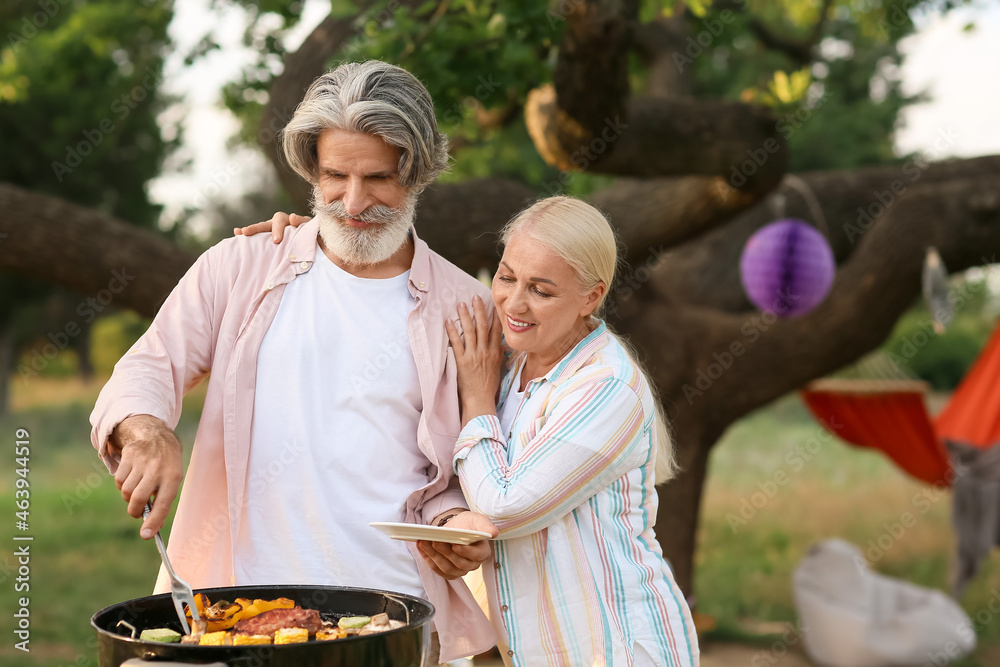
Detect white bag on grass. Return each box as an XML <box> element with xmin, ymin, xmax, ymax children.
<box><xmin>792</xmin><ymin>539</ymin><xmax>975</xmax><ymax>666</ymax></box>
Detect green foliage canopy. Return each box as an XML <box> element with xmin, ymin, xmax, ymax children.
<box><xmin>212</xmin><ymin>0</ymin><xmax>977</xmax><ymax>194</ymax></box>
<box><xmin>1</xmin><ymin>0</ymin><xmax>174</xmax><ymax>224</ymax></box>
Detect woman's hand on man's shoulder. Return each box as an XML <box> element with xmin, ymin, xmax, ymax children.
<box><xmin>234</xmin><ymin>213</ymin><xmax>311</xmax><ymax>243</ymax></box>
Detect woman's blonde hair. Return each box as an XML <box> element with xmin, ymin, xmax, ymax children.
<box><xmin>501</xmin><ymin>196</ymin><xmax>678</xmax><ymax>484</ymax></box>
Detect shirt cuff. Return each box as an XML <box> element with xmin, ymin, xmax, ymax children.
<box><xmin>453</xmin><ymin>414</ymin><xmax>505</xmax><ymax>471</ymax></box>
<box><xmin>90</xmin><ymin>402</ymin><xmax>171</xmax><ymax>475</ymax></box>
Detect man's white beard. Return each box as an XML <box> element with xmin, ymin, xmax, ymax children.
<box><xmin>312</xmin><ymin>186</ymin><xmax>416</xmax><ymax>266</ymax></box>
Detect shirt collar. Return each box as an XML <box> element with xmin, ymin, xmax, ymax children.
<box><xmin>407</xmin><ymin>226</ymin><xmax>432</xmax><ymax>295</ymax></box>
<box><xmin>261</xmin><ymin>220</ymin><xmax>320</xmax><ymax>292</ymax></box>
<box><xmin>287</xmin><ymin>219</ymin><xmax>320</xmax><ymax>264</ymax></box>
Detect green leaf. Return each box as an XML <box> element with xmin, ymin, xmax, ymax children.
<box><xmin>687</xmin><ymin>0</ymin><xmax>709</xmax><ymax>18</ymax></box>
<box><xmin>771</xmin><ymin>70</ymin><xmax>792</xmax><ymax>103</ymax></box>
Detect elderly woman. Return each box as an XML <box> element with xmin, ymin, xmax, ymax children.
<box><xmin>434</xmin><ymin>196</ymin><xmax>699</xmax><ymax>667</ymax></box>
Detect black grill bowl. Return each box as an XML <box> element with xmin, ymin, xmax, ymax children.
<box><xmin>91</xmin><ymin>584</ymin><xmax>434</xmax><ymax>667</ymax></box>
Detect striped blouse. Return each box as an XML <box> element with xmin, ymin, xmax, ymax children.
<box><xmin>454</xmin><ymin>322</ymin><xmax>700</xmax><ymax>666</ymax></box>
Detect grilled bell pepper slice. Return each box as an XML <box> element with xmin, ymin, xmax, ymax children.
<box><xmin>185</xmin><ymin>595</ymin><xmax>244</xmax><ymax>632</ymax></box>
<box><xmin>204</xmin><ymin>601</ymin><xmax>244</xmax><ymax>631</ymax></box>
<box><xmin>239</xmin><ymin>597</ymin><xmax>295</xmax><ymax>620</ymax></box>
<box><xmin>184</xmin><ymin>593</ymin><xmax>210</xmax><ymax>623</ymax></box>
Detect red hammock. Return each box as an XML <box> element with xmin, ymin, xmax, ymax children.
<box><xmin>801</xmin><ymin>322</ymin><xmax>1000</xmax><ymax>486</ymax></box>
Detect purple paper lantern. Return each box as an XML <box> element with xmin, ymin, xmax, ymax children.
<box><xmin>739</xmin><ymin>219</ymin><xmax>835</xmax><ymax>318</ymax></box>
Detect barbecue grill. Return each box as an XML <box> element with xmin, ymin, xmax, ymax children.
<box><xmin>91</xmin><ymin>584</ymin><xmax>434</xmax><ymax>667</ymax></box>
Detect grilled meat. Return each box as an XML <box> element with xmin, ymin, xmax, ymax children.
<box><xmin>234</xmin><ymin>607</ymin><xmax>322</xmax><ymax>636</ymax></box>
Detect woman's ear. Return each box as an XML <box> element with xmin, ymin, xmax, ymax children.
<box><xmin>580</xmin><ymin>281</ymin><xmax>607</xmax><ymax>318</ymax></box>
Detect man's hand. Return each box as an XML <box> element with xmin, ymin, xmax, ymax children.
<box><xmin>417</xmin><ymin>511</ymin><xmax>499</xmax><ymax>580</ymax></box>
<box><xmin>108</xmin><ymin>415</ymin><xmax>183</xmax><ymax>539</ymax></box>
<box><xmin>234</xmin><ymin>212</ymin><xmax>311</xmax><ymax>243</ymax></box>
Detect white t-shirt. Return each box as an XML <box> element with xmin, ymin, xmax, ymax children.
<box><xmin>235</xmin><ymin>248</ymin><xmax>427</xmax><ymax>598</ymax></box>
<box><xmin>498</xmin><ymin>365</ymin><xmax>525</xmax><ymax>439</ymax></box>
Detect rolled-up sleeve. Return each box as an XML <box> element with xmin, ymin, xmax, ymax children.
<box><xmin>454</xmin><ymin>377</ymin><xmax>650</xmax><ymax>539</ymax></box>
<box><xmin>418</xmin><ymin>475</ymin><xmax>469</xmax><ymax>524</ymax></box>
<box><xmin>89</xmin><ymin>247</ymin><xmax>219</xmax><ymax>472</ymax></box>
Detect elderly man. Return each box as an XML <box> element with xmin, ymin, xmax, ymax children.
<box><xmin>90</xmin><ymin>61</ymin><xmax>496</xmax><ymax>661</ymax></box>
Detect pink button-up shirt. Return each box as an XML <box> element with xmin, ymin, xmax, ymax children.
<box><xmin>90</xmin><ymin>220</ymin><xmax>496</xmax><ymax>661</ymax></box>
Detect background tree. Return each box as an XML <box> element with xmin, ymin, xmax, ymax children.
<box><xmin>0</xmin><ymin>0</ymin><xmax>174</xmax><ymax>412</ymax></box>
<box><xmin>2</xmin><ymin>0</ymin><xmax>998</xmax><ymax>597</ymax></box>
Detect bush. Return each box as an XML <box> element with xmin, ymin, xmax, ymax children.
<box><xmin>91</xmin><ymin>311</ymin><xmax>151</xmax><ymax>375</ymax></box>
<box><xmin>882</xmin><ymin>293</ymin><xmax>993</xmax><ymax>391</ymax></box>
<box><xmin>16</xmin><ymin>344</ymin><xmax>79</xmax><ymax>378</ymax></box>
<box><xmin>904</xmin><ymin>326</ymin><xmax>984</xmax><ymax>390</ymax></box>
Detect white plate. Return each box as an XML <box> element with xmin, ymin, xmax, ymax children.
<box><xmin>369</xmin><ymin>521</ymin><xmax>492</xmax><ymax>545</ymax></box>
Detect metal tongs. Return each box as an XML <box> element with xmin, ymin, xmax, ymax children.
<box><xmin>142</xmin><ymin>501</ymin><xmax>203</xmax><ymax>635</ymax></box>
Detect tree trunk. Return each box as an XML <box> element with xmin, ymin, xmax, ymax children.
<box><xmin>654</xmin><ymin>415</ymin><xmax>715</xmax><ymax>606</ymax></box>
<box><xmin>0</xmin><ymin>183</ymin><xmax>197</xmax><ymax>318</ymax></box>
<box><xmin>75</xmin><ymin>317</ymin><xmax>94</xmax><ymax>381</ymax></box>
<box><xmin>0</xmin><ymin>320</ymin><xmax>13</xmax><ymax>417</ymax></box>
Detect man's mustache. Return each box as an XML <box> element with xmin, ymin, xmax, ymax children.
<box><xmin>313</xmin><ymin>199</ymin><xmax>398</xmax><ymax>224</ymax></box>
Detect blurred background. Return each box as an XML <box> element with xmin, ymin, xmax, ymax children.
<box><xmin>2</xmin><ymin>0</ymin><xmax>1000</xmax><ymax>665</ymax></box>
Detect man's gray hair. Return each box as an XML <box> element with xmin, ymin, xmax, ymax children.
<box><xmin>281</xmin><ymin>60</ymin><xmax>449</xmax><ymax>192</ymax></box>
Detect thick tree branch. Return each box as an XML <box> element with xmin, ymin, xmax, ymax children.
<box><xmin>597</xmin><ymin>95</ymin><xmax>789</xmax><ymax>183</ymax></box>
<box><xmin>526</xmin><ymin>86</ymin><xmax>788</xmax><ymax>187</ymax></box>
<box><xmin>525</xmin><ymin>86</ymin><xmax>788</xmax><ymax>189</ymax></box>
<box><xmin>416</xmin><ymin>174</ymin><xmax>768</xmax><ymax>276</ymax></box>
<box><xmin>0</xmin><ymin>179</ymin><xmax>535</xmax><ymax>310</ymax></box>
<box><xmin>591</xmin><ymin>175</ymin><xmax>760</xmax><ymax>268</ymax></box>
<box><xmin>525</xmin><ymin>0</ymin><xmax>788</xmax><ymax>194</ymax></box>
<box><xmin>748</xmin><ymin>0</ymin><xmax>835</xmax><ymax>65</ymax></box>
<box><xmin>654</xmin><ymin>170</ymin><xmax>1000</xmax><ymax>429</ymax></box>
<box><xmin>548</xmin><ymin>0</ymin><xmax>637</xmax><ymax>145</ymax></box>
<box><xmin>653</xmin><ymin>155</ymin><xmax>1000</xmax><ymax>312</ymax></box>
<box><xmin>409</xmin><ymin>178</ymin><xmax>536</xmax><ymax>270</ymax></box>
<box><xmin>633</xmin><ymin>15</ymin><xmax>693</xmax><ymax>97</ymax></box>
<box><xmin>0</xmin><ymin>183</ymin><xmax>197</xmax><ymax>318</ymax></box>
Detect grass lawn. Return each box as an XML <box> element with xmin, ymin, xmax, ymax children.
<box><xmin>0</xmin><ymin>376</ymin><xmax>203</xmax><ymax>667</ymax></box>
<box><xmin>0</xmin><ymin>377</ymin><xmax>997</xmax><ymax>665</ymax></box>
